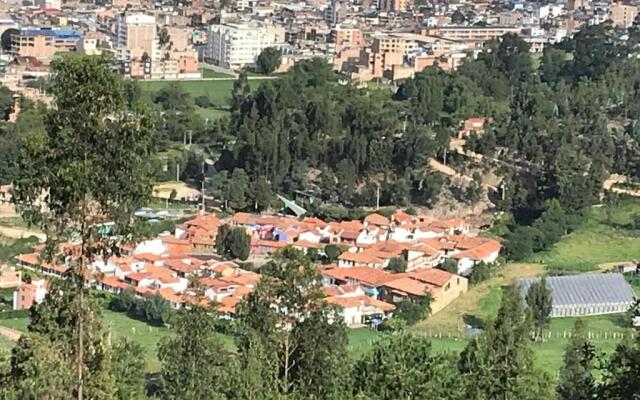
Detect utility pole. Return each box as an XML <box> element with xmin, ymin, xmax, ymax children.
<box><xmin>376</xmin><ymin>185</ymin><xmax>380</xmax><ymax>210</ymax></box>
<box><xmin>176</xmin><ymin>163</ymin><xmax>180</xmax><ymax>182</ymax></box>
<box><xmin>201</xmin><ymin>179</ymin><xmax>205</xmax><ymax>214</ymax></box>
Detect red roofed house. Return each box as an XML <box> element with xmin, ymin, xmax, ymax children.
<box><xmin>326</xmin><ymin>293</ymin><xmax>395</xmax><ymax>326</ymax></box>
<box><xmin>458</xmin><ymin>117</ymin><xmax>493</xmax><ymax>139</ymax></box>
<box><xmin>452</xmin><ymin>239</ymin><xmax>501</xmax><ymax>276</ymax></box>
<box><xmin>380</xmin><ymin>268</ymin><xmax>468</xmax><ymax>314</ymax></box>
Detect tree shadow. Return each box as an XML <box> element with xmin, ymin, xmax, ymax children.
<box><xmin>462</xmin><ymin>313</ymin><xmax>485</xmax><ymax>329</ymax></box>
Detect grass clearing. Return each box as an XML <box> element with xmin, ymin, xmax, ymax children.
<box><xmin>528</xmin><ymin>199</ymin><xmax>640</xmax><ymax>273</ymax></box>
<box><xmin>412</xmin><ymin>263</ymin><xmax>544</xmax><ymax>334</ymax></box>
<box><xmin>0</xmin><ymin>310</ymin><xmax>383</xmax><ymax>372</ymax></box>
<box><xmin>201</xmin><ymin>68</ymin><xmax>235</xmax><ymax>79</ymax></box>
<box><xmin>139</xmin><ymin>79</ymin><xmax>264</xmax><ymax>118</ymax></box>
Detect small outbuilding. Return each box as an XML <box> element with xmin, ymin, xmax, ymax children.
<box><xmin>518</xmin><ymin>273</ymin><xmax>636</xmax><ymax>318</ymax></box>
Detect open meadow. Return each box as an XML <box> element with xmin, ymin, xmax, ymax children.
<box><xmin>139</xmin><ymin>78</ymin><xmax>265</xmax><ymax>121</ymax></box>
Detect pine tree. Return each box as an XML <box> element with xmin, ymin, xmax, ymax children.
<box><xmin>525</xmin><ymin>277</ymin><xmax>553</xmax><ymax>341</ymax></box>
<box><xmin>236</xmin><ymin>248</ymin><xmax>349</xmax><ymax>398</ymax></box>
<box><xmin>599</xmin><ymin>334</ymin><xmax>640</xmax><ymax>400</ymax></box>
<box><xmin>556</xmin><ymin>320</ymin><xmax>596</xmax><ymax>400</ymax></box>
<box><xmin>458</xmin><ymin>285</ymin><xmax>553</xmax><ymax>400</ymax></box>
<box><xmin>354</xmin><ymin>334</ymin><xmax>461</xmax><ymax>400</ymax></box>
<box><xmin>158</xmin><ymin>305</ymin><xmax>231</xmax><ymax>400</ymax></box>
<box><xmin>111</xmin><ymin>338</ymin><xmax>146</xmax><ymax>400</ymax></box>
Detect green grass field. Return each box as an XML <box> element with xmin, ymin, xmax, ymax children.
<box><xmin>201</xmin><ymin>68</ymin><xmax>235</xmax><ymax>79</ymax></box>
<box><xmin>528</xmin><ymin>199</ymin><xmax>640</xmax><ymax>273</ymax></box>
<box><xmin>0</xmin><ymin>310</ymin><xmax>381</xmax><ymax>372</ymax></box>
<box><xmin>139</xmin><ymin>79</ymin><xmax>264</xmax><ymax>120</ymax></box>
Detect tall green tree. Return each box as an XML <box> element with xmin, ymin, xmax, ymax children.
<box><xmin>556</xmin><ymin>320</ymin><xmax>596</xmax><ymax>400</ymax></box>
<box><xmin>11</xmin><ymin>55</ymin><xmax>154</xmax><ymax>400</ymax></box>
<box><xmin>236</xmin><ymin>248</ymin><xmax>349</xmax><ymax>398</ymax></box>
<box><xmin>5</xmin><ymin>279</ymin><xmax>114</xmax><ymax>399</ymax></box>
<box><xmin>215</xmin><ymin>225</ymin><xmax>251</xmax><ymax>260</ymax></box>
<box><xmin>599</xmin><ymin>334</ymin><xmax>640</xmax><ymax>400</ymax></box>
<box><xmin>158</xmin><ymin>306</ymin><xmax>232</xmax><ymax>400</ymax></box>
<box><xmin>458</xmin><ymin>285</ymin><xmax>553</xmax><ymax>400</ymax></box>
<box><xmin>111</xmin><ymin>338</ymin><xmax>146</xmax><ymax>400</ymax></box>
<box><xmin>230</xmin><ymin>71</ymin><xmax>251</xmax><ymax>113</ymax></box>
<box><xmin>256</xmin><ymin>47</ymin><xmax>282</xmax><ymax>75</ymax></box>
<box><xmin>525</xmin><ymin>277</ymin><xmax>553</xmax><ymax>341</ymax></box>
<box><xmin>354</xmin><ymin>334</ymin><xmax>461</xmax><ymax>400</ymax></box>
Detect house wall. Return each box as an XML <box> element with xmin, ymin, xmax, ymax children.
<box><xmin>431</xmin><ymin>275</ymin><xmax>468</xmax><ymax>314</ymax></box>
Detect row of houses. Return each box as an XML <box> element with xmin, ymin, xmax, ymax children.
<box><xmin>10</xmin><ymin>210</ymin><xmax>496</xmax><ymax>326</ymax></box>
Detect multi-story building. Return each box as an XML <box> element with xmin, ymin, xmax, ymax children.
<box><xmin>206</xmin><ymin>23</ymin><xmax>280</xmax><ymax>69</ymax></box>
<box><xmin>325</xmin><ymin>0</ymin><xmax>347</xmax><ymax>26</ymax></box>
<box><xmin>611</xmin><ymin>2</ymin><xmax>638</xmax><ymax>28</ymax></box>
<box><xmin>10</xmin><ymin>28</ymin><xmax>83</xmax><ymax>62</ymax></box>
<box><xmin>331</xmin><ymin>27</ymin><xmax>364</xmax><ymax>51</ymax></box>
<box><xmin>115</xmin><ymin>12</ymin><xmax>160</xmax><ymax>62</ymax></box>
<box><xmin>34</xmin><ymin>0</ymin><xmax>61</xmax><ymax>9</ymax></box>
<box><xmin>421</xmin><ymin>26</ymin><xmax>521</xmax><ymax>41</ymax></box>
<box><xmin>566</xmin><ymin>0</ymin><xmax>589</xmax><ymax>11</ymax></box>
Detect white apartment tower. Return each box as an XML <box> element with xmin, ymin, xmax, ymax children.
<box><xmin>206</xmin><ymin>23</ymin><xmax>278</xmax><ymax>70</ymax></box>
<box><xmin>115</xmin><ymin>13</ymin><xmax>160</xmax><ymax>61</ymax></box>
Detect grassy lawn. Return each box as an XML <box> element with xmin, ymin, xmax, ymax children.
<box><xmin>0</xmin><ymin>310</ymin><xmax>383</xmax><ymax>372</ymax></box>
<box><xmin>139</xmin><ymin>79</ymin><xmax>263</xmax><ymax>117</ymax></box>
<box><xmin>412</xmin><ymin>263</ymin><xmax>545</xmax><ymax>334</ymax></box>
<box><xmin>528</xmin><ymin>199</ymin><xmax>640</xmax><ymax>273</ymax></box>
<box><xmin>201</xmin><ymin>68</ymin><xmax>235</xmax><ymax>79</ymax></box>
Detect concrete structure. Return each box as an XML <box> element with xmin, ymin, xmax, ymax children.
<box><xmin>0</xmin><ymin>265</ymin><xmax>20</xmax><ymax>288</ymax></box>
<box><xmin>35</xmin><ymin>0</ymin><xmax>61</xmax><ymax>9</ymax></box>
<box><xmin>10</xmin><ymin>28</ymin><xmax>82</xmax><ymax>62</ymax></box>
<box><xmin>115</xmin><ymin>13</ymin><xmax>159</xmax><ymax>62</ymax></box>
<box><xmin>325</xmin><ymin>0</ymin><xmax>347</xmax><ymax>26</ymax></box>
<box><xmin>421</xmin><ymin>26</ymin><xmax>521</xmax><ymax>41</ymax></box>
<box><xmin>611</xmin><ymin>2</ymin><xmax>638</xmax><ymax>28</ymax></box>
<box><xmin>13</xmin><ymin>279</ymin><xmax>47</xmax><ymax>310</ymax></box>
<box><xmin>206</xmin><ymin>23</ymin><xmax>279</xmax><ymax>69</ymax></box>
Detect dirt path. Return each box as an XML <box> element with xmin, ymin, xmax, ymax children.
<box><xmin>411</xmin><ymin>263</ymin><xmax>544</xmax><ymax>334</ymax></box>
<box><xmin>0</xmin><ymin>325</ymin><xmax>21</xmax><ymax>341</ymax></box>
<box><xmin>0</xmin><ymin>225</ymin><xmax>45</xmax><ymax>241</ymax></box>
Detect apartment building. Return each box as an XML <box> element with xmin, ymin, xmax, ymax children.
<box><xmin>372</xmin><ymin>33</ymin><xmax>419</xmax><ymax>55</ymax></box>
<box><xmin>421</xmin><ymin>26</ymin><xmax>521</xmax><ymax>41</ymax></box>
<box><xmin>325</xmin><ymin>0</ymin><xmax>347</xmax><ymax>26</ymax></box>
<box><xmin>332</xmin><ymin>27</ymin><xmax>364</xmax><ymax>51</ymax></box>
<box><xmin>10</xmin><ymin>28</ymin><xmax>82</xmax><ymax>62</ymax></box>
<box><xmin>115</xmin><ymin>12</ymin><xmax>160</xmax><ymax>62</ymax></box>
<box><xmin>206</xmin><ymin>23</ymin><xmax>280</xmax><ymax>69</ymax></box>
<box><xmin>611</xmin><ymin>2</ymin><xmax>638</xmax><ymax>28</ymax></box>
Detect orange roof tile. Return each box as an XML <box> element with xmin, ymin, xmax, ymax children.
<box><xmin>322</xmin><ymin>267</ymin><xmax>396</xmax><ymax>286</ymax></box>
<box><xmin>365</xmin><ymin>213</ymin><xmax>390</xmax><ymax>226</ymax></box>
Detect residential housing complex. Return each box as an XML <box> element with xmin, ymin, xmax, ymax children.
<box><xmin>11</xmin><ymin>209</ymin><xmax>500</xmax><ymax>327</ymax></box>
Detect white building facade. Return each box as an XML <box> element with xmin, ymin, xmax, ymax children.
<box><xmin>205</xmin><ymin>23</ymin><xmax>279</xmax><ymax>69</ymax></box>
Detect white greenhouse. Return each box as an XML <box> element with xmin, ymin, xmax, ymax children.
<box><xmin>518</xmin><ymin>273</ymin><xmax>636</xmax><ymax>318</ymax></box>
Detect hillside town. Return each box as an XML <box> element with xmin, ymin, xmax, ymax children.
<box><xmin>0</xmin><ymin>0</ymin><xmax>638</xmax><ymax>101</ymax></box>
<box><xmin>3</xmin><ymin>0</ymin><xmax>640</xmax><ymax>394</ymax></box>
<box><xmin>8</xmin><ymin>208</ymin><xmax>500</xmax><ymax>327</ymax></box>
